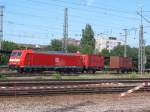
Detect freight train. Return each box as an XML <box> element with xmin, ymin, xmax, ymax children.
<box><xmin>8</xmin><ymin>50</ymin><xmax>104</xmax><ymax>73</ymax></box>
<box><xmin>8</xmin><ymin>49</ymin><xmax>134</xmax><ymax>73</ymax></box>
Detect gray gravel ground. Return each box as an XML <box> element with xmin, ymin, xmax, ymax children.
<box><xmin>0</xmin><ymin>92</ymin><xmax>150</xmax><ymax>112</ymax></box>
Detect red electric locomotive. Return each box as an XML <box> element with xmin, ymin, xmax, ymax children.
<box><xmin>9</xmin><ymin>50</ymin><xmax>83</xmax><ymax>73</ymax></box>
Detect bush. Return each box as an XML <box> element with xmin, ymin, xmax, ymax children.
<box><xmin>129</xmin><ymin>72</ymin><xmax>138</xmax><ymax>78</ymax></box>
<box><xmin>52</xmin><ymin>73</ymin><xmax>62</xmax><ymax>80</ymax></box>
<box><xmin>0</xmin><ymin>73</ymin><xmax>7</xmax><ymax>79</ymax></box>
<box><xmin>1</xmin><ymin>55</ymin><xmax>9</xmax><ymax>65</ymax></box>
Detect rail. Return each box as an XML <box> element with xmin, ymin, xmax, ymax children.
<box><xmin>0</xmin><ymin>79</ymin><xmax>149</xmax><ymax>96</ymax></box>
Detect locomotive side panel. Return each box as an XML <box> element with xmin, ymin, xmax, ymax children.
<box><xmin>23</xmin><ymin>52</ymin><xmax>83</xmax><ymax>72</ymax></box>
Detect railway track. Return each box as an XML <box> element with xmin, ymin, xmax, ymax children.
<box><xmin>0</xmin><ymin>66</ymin><xmax>9</xmax><ymax>72</ymax></box>
<box><xmin>1</xmin><ymin>71</ymin><xmax>81</xmax><ymax>77</ymax></box>
<box><xmin>0</xmin><ymin>85</ymin><xmax>150</xmax><ymax>96</ymax></box>
<box><xmin>0</xmin><ymin>79</ymin><xmax>149</xmax><ymax>96</ymax></box>
<box><xmin>1</xmin><ymin>69</ymin><xmax>149</xmax><ymax>77</ymax></box>
<box><xmin>0</xmin><ymin>78</ymin><xmax>150</xmax><ymax>83</ymax></box>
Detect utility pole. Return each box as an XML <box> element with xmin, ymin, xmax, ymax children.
<box><xmin>62</xmin><ymin>8</ymin><xmax>68</xmax><ymax>53</ymax></box>
<box><xmin>0</xmin><ymin>6</ymin><xmax>4</xmax><ymax>50</ymax></box>
<box><xmin>123</xmin><ymin>29</ymin><xmax>128</xmax><ymax>57</ymax></box>
<box><xmin>143</xmin><ymin>40</ymin><xmax>146</xmax><ymax>71</ymax></box>
<box><xmin>138</xmin><ymin>8</ymin><xmax>145</xmax><ymax>74</ymax></box>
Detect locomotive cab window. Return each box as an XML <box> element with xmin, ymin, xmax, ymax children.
<box><xmin>11</xmin><ymin>52</ymin><xmax>22</xmax><ymax>57</ymax></box>
<box><xmin>11</xmin><ymin>52</ymin><xmax>17</xmax><ymax>56</ymax></box>
<box><xmin>17</xmin><ymin>52</ymin><xmax>22</xmax><ymax>56</ymax></box>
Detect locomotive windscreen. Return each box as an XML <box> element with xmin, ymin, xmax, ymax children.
<box><xmin>11</xmin><ymin>52</ymin><xmax>22</xmax><ymax>57</ymax></box>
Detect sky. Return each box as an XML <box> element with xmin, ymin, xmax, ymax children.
<box><xmin>1</xmin><ymin>0</ymin><xmax>150</xmax><ymax>47</ymax></box>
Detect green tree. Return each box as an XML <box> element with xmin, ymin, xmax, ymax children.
<box><xmin>2</xmin><ymin>40</ymin><xmax>19</xmax><ymax>51</ymax></box>
<box><xmin>50</xmin><ymin>39</ymin><xmax>62</xmax><ymax>51</ymax></box>
<box><xmin>101</xmin><ymin>48</ymin><xmax>110</xmax><ymax>57</ymax></box>
<box><xmin>80</xmin><ymin>24</ymin><xmax>95</xmax><ymax>54</ymax></box>
<box><xmin>110</xmin><ymin>45</ymin><xmax>124</xmax><ymax>56</ymax></box>
<box><xmin>110</xmin><ymin>45</ymin><xmax>138</xmax><ymax>58</ymax></box>
<box><xmin>46</xmin><ymin>39</ymin><xmax>80</xmax><ymax>53</ymax></box>
<box><xmin>1</xmin><ymin>40</ymin><xmax>21</xmax><ymax>65</ymax></box>
<box><xmin>100</xmin><ymin>49</ymin><xmax>110</xmax><ymax>66</ymax></box>
<box><xmin>145</xmin><ymin>45</ymin><xmax>150</xmax><ymax>68</ymax></box>
<box><xmin>43</xmin><ymin>45</ymin><xmax>52</xmax><ymax>51</ymax></box>
<box><xmin>110</xmin><ymin>45</ymin><xmax>138</xmax><ymax>68</ymax></box>
<box><xmin>68</xmin><ymin>44</ymin><xmax>80</xmax><ymax>53</ymax></box>
<box><xmin>1</xmin><ymin>55</ymin><xmax>9</xmax><ymax>65</ymax></box>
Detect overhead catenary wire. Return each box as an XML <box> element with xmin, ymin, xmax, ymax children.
<box><xmin>5</xmin><ymin>4</ymin><xmax>139</xmax><ymax>23</ymax></box>
<box><xmin>5</xmin><ymin>20</ymin><xmax>123</xmax><ymax>39</ymax></box>
<box><xmin>51</xmin><ymin>0</ymin><xmax>135</xmax><ymax>14</ymax></box>
<box><xmin>5</xmin><ymin>8</ymin><xmax>131</xmax><ymax>34</ymax></box>
<box><xmin>6</xmin><ymin>33</ymin><xmax>51</xmax><ymax>39</ymax></box>
<box><xmin>6</xmin><ymin>20</ymin><xmax>62</xmax><ymax>31</ymax></box>
<box><xmin>6</xmin><ymin>11</ymin><xmax>126</xmax><ymax>29</ymax></box>
<box><xmin>11</xmin><ymin>0</ymin><xmax>139</xmax><ymax>21</ymax></box>
<box><xmin>2</xmin><ymin>0</ymin><xmax>148</xmax><ymax>46</ymax></box>
<box><xmin>2</xmin><ymin>0</ymin><xmax>139</xmax><ymax>34</ymax></box>
<box><xmin>6</xmin><ymin>13</ymin><xmax>129</xmax><ymax>29</ymax></box>
<box><xmin>25</xmin><ymin>0</ymin><xmax>135</xmax><ymax>14</ymax></box>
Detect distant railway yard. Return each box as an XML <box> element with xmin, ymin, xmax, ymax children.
<box><xmin>1</xmin><ymin>0</ymin><xmax>150</xmax><ymax>111</ymax></box>
<box><xmin>1</xmin><ymin>27</ymin><xmax>148</xmax><ymax>111</ymax></box>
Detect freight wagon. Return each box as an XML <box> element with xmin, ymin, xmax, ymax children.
<box><xmin>81</xmin><ymin>54</ymin><xmax>104</xmax><ymax>73</ymax></box>
<box><xmin>109</xmin><ymin>56</ymin><xmax>133</xmax><ymax>73</ymax></box>
<box><xmin>8</xmin><ymin>50</ymin><xmax>104</xmax><ymax>73</ymax></box>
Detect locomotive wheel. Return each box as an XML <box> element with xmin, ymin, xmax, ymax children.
<box><xmin>117</xmin><ymin>70</ymin><xmax>120</xmax><ymax>74</ymax></box>
<box><xmin>86</xmin><ymin>70</ymin><xmax>96</xmax><ymax>74</ymax></box>
<box><xmin>17</xmin><ymin>68</ymin><xmax>24</xmax><ymax>73</ymax></box>
<box><xmin>92</xmin><ymin>70</ymin><xmax>96</xmax><ymax>74</ymax></box>
<box><xmin>86</xmin><ymin>70</ymin><xmax>89</xmax><ymax>74</ymax></box>
<box><xmin>81</xmin><ymin>70</ymin><xmax>84</xmax><ymax>73</ymax></box>
<box><xmin>121</xmin><ymin>70</ymin><xmax>125</xmax><ymax>74</ymax></box>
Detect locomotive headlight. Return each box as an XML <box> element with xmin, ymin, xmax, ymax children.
<box><xmin>9</xmin><ymin>59</ymin><xmax>20</xmax><ymax>62</ymax></box>
<box><xmin>15</xmin><ymin>59</ymin><xmax>20</xmax><ymax>62</ymax></box>
<box><xmin>9</xmin><ymin>59</ymin><xmax>14</xmax><ymax>62</ymax></box>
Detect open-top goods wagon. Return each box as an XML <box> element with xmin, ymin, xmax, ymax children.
<box><xmin>109</xmin><ymin>56</ymin><xmax>133</xmax><ymax>73</ymax></box>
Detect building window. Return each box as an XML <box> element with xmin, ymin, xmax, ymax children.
<box><xmin>109</xmin><ymin>37</ymin><xmax>116</xmax><ymax>40</ymax></box>
<box><xmin>106</xmin><ymin>45</ymin><xmax>109</xmax><ymax>48</ymax></box>
<box><xmin>118</xmin><ymin>42</ymin><xmax>121</xmax><ymax>45</ymax></box>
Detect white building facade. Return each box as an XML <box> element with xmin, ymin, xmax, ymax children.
<box><xmin>95</xmin><ymin>37</ymin><xmax>124</xmax><ymax>52</ymax></box>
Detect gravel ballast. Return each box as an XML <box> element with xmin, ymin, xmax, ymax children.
<box><xmin>0</xmin><ymin>93</ymin><xmax>150</xmax><ymax>112</ymax></box>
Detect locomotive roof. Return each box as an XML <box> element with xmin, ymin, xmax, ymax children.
<box><xmin>34</xmin><ymin>50</ymin><xmax>77</xmax><ymax>55</ymax></box>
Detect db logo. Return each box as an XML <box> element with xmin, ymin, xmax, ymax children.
<box><xmin>55</xmin><ymin>58</ymin><xmax>60</xmax><ymax>63</ymax></box>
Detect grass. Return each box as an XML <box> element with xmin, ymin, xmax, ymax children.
<box><xmin>62</xmin><ymin>72</ymin><xmax>150</xmax><ymax>79</ymax></box>
<box><xmin>0</xmin><ymin>73</ymin><xmax>7</xmax><ymax>80</ymax></box>
<box><xmin>52</xmin><ymin>73</ymin><xmax>62</xmax><ymax>80</ymax></box>
<box><xmin>3</xmin><ymin>72</ymin><xmax>150</xmax><ymax>80</ymax></box>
